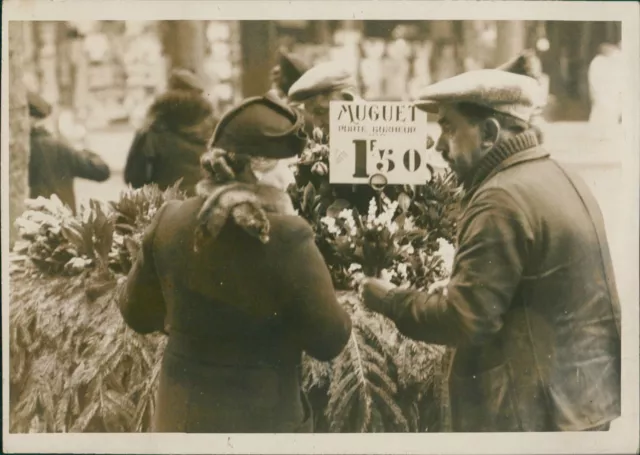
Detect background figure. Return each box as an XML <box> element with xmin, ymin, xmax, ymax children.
<box><xmin>288</xmin><ymin>61</ymin><xmax>360</xmax><ymax>132</ymax></box>
<box><xmin>588</xmin><ymin>43</ymin><xmax>623</xmax><ymax>132</ymax></box>
<box><xmin>267</xmin><ymin>48</ymin><xmax>310</xmax><ymax>102</ymax></box>
<box><xmin>123</xmin><ymin>68</ymin><xmax>218</xmax><ymax>195</ymax></box>
<box><xmin>28</xmin><ymin>91</ymin><xmax>111</xmax><ymax>214</ymax></box>
<box><xmin>496</xmin><ymin>49</ymin><xmax>548</xmax><ymax>142</ymax></box>
<box><xmin>118</xmin><ymin>95</ymin><xmax>351</xmax><ymax>433</ymax></box>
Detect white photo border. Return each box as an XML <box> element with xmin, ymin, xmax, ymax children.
<box><xmin>2</xmin><ymin>1</ymin><xmax>638</xmax><ymax>454</ymax></box>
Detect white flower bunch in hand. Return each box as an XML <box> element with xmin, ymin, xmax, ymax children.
<box><xmin>427</xmin><ymin>278</ymin><xmax>450</xmax><ymax>297</ymax></box>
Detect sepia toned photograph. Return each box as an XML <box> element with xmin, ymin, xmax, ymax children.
<box><xmin>2</xmin><ymin>1</ymin><xmax>638</xmax><ymax>454</ymax></box>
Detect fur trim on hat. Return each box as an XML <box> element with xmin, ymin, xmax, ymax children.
<box><xmin>193</xmin><ymin>180</ymin><xmax>296</xmax><ymax>252</ymax></box>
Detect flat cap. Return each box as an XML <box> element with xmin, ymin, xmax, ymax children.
<box><xmin>27</xmin><ymin>91</ymin><xmax>52</xmax><ymax>119</ymax></box>
<box><xmin>414</xmin><ymin>69</ymin><xmax>540</xmax><ymax>122</ymax></box>
<box><xmin>168</xmin><ymin>68</ymin><xmax>205</xmax><ymax>93</ymax></box>
<box><xmin>288</xmin><ymin>62</ymin><xmax>357</xmax><ymax>102</ymax></box>
<box><xmin>210</xmin><ymin>93</ymin><xmax>310</xmax><ymax>159</ymax></box>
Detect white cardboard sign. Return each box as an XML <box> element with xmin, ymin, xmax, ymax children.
<box><xmin>328</xmin><ymin>101</ymin><xmax>431</xmax><ymax>186</ymax></box>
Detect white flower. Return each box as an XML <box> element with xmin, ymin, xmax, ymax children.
<box><xmin>388</xmin><ymin>222</ymin><xmax>399</xmax><ymax>234</ymax></box>
<box><xmin>403</xmin><ymin>216</ymin><xmax>416</xmax><ymax>231</ymax></box>
<box><xmin>348</xmin><ymin>263</ymin><xmax>363</xmax><ymax>273</ymax></box>
<box><xmin>338</xmin><ymin>209</ymin><xmax>357</xmax><ymax>232</ymax></box>
<box><xmin>380</xmin><ymin>268</ymin><xmax>396</xmax><ymax>282</ymax></box>
<box><xmin>437</xmin><ymin>238</ymin><xmax>456</xmax><ymax>272</ymax></box>
<box><xmin>321</xmin><ymin>216</ymin><xmax>335</xmax><ymax>229</ymax></box>
<box><xmin>367</xmin><ymin>198</ymin><xmax>377</xmax><ymax>226</ymax></box>
<box><xmin>320</xmin><ymin>216</ymin><xmax>341</xmax><ymax>235</ymax></box>
<box><xmin>15</xmin><ymin>218</ymin><xmax>41</xmax><ymax>237</ymax></box>
<box><xmin>396</xmin><ymin>263</ymin><xmax>408</xmax><ymax>278</ymax></box>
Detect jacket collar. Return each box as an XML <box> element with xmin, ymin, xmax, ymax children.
<box><xmin>462</xmin><ymin>129</ymin><xmax>549</xmax><ymax>202</ymax></box>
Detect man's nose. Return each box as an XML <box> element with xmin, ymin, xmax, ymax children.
<box><xmin>435</xmin><ymin>136</ymin><xmax>447</xmax><ymax>154</ymax></box>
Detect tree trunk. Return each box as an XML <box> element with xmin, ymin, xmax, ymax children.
<box><xmin>160</xmin><ymin>21</ymin><xmax>206</xmax><ymax>80</ymax></box>
<box><xmin>239</xmin><ymin>21</ymin><xmax>277</xmax><ymax>97</ymax></box>
<box><xmin>495</xmin><ymin>21</ymin><xmax>526</xmax><ymax>66</ymax></box>
<box><xmin>8</xmin><ymin>22</ymin><xmax>31</xmax><ymax>247</ymax></box>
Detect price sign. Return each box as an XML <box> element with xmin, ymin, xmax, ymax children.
<box><xmin>329</xmin><ymin>101</ymin><xmax>431</xmax><ymax>185</ymax></box>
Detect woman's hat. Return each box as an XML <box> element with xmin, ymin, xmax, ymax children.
<box><xmin>210</xmin><ymin>94</ymin><xmax>311</xmax><ymax>159</ymax></box>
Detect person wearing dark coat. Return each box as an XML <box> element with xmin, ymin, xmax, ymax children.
<box><xmin>123</xmin><ymin>68</ymin><xmax>218</xmax><ymax>196</ymax></box>
<box><xmin>361</xmin><ymin>70</ymin><xmax>621</xmax><ymax>432</ymax></box>
<box><xmin>27</xmin><ymin>91</ymin><xmax>111</xmax><ymax>214</ymax></box>
<box><xmin>117</xmin><ymin>94</ymin><xmax>352</xmax><ymax>433</ymax></box>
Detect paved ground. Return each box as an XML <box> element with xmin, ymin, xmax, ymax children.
<box><xmin>75</xmin><ymin>122</ymin><xmax>632</xmax><ymax>288</ymax></box>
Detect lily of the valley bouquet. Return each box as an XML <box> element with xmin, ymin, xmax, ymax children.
<box><xmin>317</xmin><ymin>194</ymin><xmax>455</xmax><ymax>291</ymax></box>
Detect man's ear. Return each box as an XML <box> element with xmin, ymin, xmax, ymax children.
<box><xmin>481</xmin><ymin>118</ymin><xmax>501</xmax><ymax>148</ymax></box>
<box><xmin>340</xmin><ymin>90</ymin><xmax>357</xmax><ymax>101</ymax></box>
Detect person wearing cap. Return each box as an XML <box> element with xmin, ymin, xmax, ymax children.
<box><xmin>359</xmin><ymin>69</ymin><xmax>621</xmax><ymax>432</ymax></box>
<box><xmin>27</xmin><ymin>91</ymin><xmax>111</xmax><ymax>214</ymax></box>
<box><xmin>588</xmin><ymin>43</ymin><xmax>623</xmax><ymax>131</ymax></box>
<box><xmin>287</xmin><ymin>61</ymin><xmax>360</xmax><ymax>132</ymax></box>
<box><xmin>287</xmin><ymin>61</ymin><xmax>403</xmax><ymax>215</ymax></box>
<box><xmin>267</xmin><ymin>48</ymin><xmax>310</xmax><ymax>102</ymax></box>
<box><xmin>117</xmin><ymin>94</ymin><xmax>351</xmax><ymax>433</ymax></box>
<box><xmin>123</xmin><ymin>68</ymin><xmax>218</xmax><ymax>195</ymax></box>
<box><xmin>496</xmin><ymin>49</ymin><xmax>547</xmax><ymax>142</ymax></box>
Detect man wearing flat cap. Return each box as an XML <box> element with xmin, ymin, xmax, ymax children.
<box><xmin>288</xmin><ymin>61</ymin><xmax>360</xmax><ymax>133</ymax></box>
<box><xmin>27</xmin><ymin>91</ymin><xmax>111</xmax><ymax>214</ymax></box>
<box><xmin>124</xmin><ymin>68</ymin><xmax>218</xmax><ymax>195</ymax></box>
<box><xmin>287</xmin><ymin>61</ymin><xmax>399</xmax><ymax>215</ymax></box>
<box><xmin>360</xmin><ymin>69</ymin><xmax>621</xmax><ymax>432</ymax></box>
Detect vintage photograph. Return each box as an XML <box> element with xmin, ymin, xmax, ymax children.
<box><xmin>2</xmin><ymin>1</ymin><xmax>638</xmax><ymax>454</ymax></box>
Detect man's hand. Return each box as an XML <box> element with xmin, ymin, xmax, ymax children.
<box><xmin>427</xmin><ymin>279</ymin><xmax>450</xmax><ymax>297</ymax></box>
<box><xmin>360</xmin><ymin>277</ymin><xmax>396</xmax><ymax>314</ymax></box>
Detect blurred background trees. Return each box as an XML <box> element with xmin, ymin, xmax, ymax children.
<box><xmin>8</xmin><ymin>22</ymin><xmax>30</xmax><ymax>246</ymax></box>
<box><xmin>15</xmin><ymin>19</ymin><xmax>621</xmax><ymax>132</ymax></box>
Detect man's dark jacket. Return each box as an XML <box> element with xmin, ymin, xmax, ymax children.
<box><xmin>124</xmin><ymin>90</ymin><xmax>217</xmax><ymax>195</ymax></box>
<box><xmin>29</xmin><ymin>126</ymin><xmax>110</xmax><ymax>214</ymax></box>
<box><xmin>118</xmin><ymin>183</ymin><xmax>352</xmax><ymax>432</ymax></box>
<box><xmin>370</xmin><ymin>130</ymin><xmax>621</xmax><ymax>432</ymax></box>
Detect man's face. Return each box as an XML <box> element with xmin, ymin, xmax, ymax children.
<box><xmin>435</xmin><ymin>105</ymin><xmax>484</xmax><ymax>183</ymax></box>
<box><xmin>303</xmin><ymin>91</ymin><xmax>349</xmax><ymax>133</ymax></box>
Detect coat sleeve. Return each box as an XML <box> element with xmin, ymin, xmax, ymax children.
<box><xmin>117</xmin><ymin>203</ymin><xmax>170</xmax><ymax>334</ymax></box>
<box><xmin>123</xmin><ymin>130</ymin><xmax>151</xmax><ymax>189</ymax></box>
<box><xmin>59</xmin><ymin>140</ymin><xmax>111</xmax><ymax>182</ymax></box>
<box><xmin>280</xmin><ymin>225</ymin><xmax>353</xmax><ymax>361</ymax></box>
<box><xmin>375</xmin><ymin>188</ymin><xmax>534</xmax><ymax>347</ymax></box>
